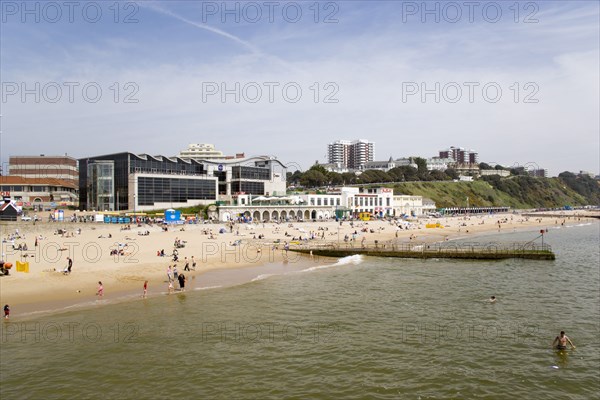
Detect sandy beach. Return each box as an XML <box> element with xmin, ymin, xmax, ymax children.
<box><xmin>1</xmin><ymin>210</ymin><xmax>597</xmax><ymax>316</ymax></box>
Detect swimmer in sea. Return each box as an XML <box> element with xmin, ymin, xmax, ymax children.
<box><xmin>552</xmin><ymin>331</ymin><xmax>575</xmax><ymax>350</ymax></box>
<box><xmin>489</xmin><ymin>296</ymin><xmax>497</xmax><ymax>303</ymax></box>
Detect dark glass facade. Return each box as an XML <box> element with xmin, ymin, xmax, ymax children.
<box><xmin>232</xmin><ymin>166</ymin><xmax>270</xmax><ymax>180</ymax></box>
<box><xmin>231</xmin><ymin>181</ymin><xmax>265</xmax><ymax>195</ymax></box>
<box><xmin>79</xmin><ymin>153</ymin><xmax>215</xmax><ymax>211</ymax></box>
<box><xmin>79</xmin><ymin>153</ymin><xmax>129</xmax><ymax>211</ymax></box>
<box><xmin>138</xmin><ymin>177</ymin><xmax>216</xmax><ymax>206</ymax></box>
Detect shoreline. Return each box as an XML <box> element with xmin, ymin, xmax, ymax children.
<box><xmin>9</xmin><ymin>254</ymin><xmax>325</xmax><ymax>320</ymax></box>
<box><xmin>1</xmin><ymin>211</ymin><xmax>597</xmax><ymax>318</ymax></box>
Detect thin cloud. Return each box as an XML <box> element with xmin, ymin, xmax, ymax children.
<box><xmin>140</xmin><ymin>2</ymin><xmax>261</xmax><ymax>55</ymax></box>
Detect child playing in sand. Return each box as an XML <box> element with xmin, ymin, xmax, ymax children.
<box><xmin>3</xmin><ymin>304</ymin><xmax>9</xmax><ymax>319</ymax></box>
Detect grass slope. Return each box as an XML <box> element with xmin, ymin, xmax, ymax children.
<box><xmin>392</xmin><ymin>177</ymin><xmax>594</xmax><ymax>209</ymax></box>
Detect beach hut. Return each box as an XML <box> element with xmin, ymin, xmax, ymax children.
<box><xmin>164</xmin><ymin>209</ymin><xmax>182</xmax><ymax>224</ymax></box>
<box><xmin>0</xmin><ymin>200</ymin><xmax>18</xmax><ymax>221</ymax></box>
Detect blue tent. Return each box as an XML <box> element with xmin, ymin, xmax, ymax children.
<box><xmin>165</xmin><ymin>209</ymin><xmax>182</xmax><ymax>224</ymax></box>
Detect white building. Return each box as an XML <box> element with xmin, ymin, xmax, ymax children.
<box><xmin>426</xmin><ymin>157</ymin><xmax>453</xmax><ymax>171</ymax></box>
<box><xmin>480</xmin><ymin>169</ymin><xmax>510</xmax><ymax>177</ymax></box>
<box><xmin>360</xmin><ymin>157</ymin><xmax>397</xmax><ymax>172</ymax></box>
<box><xmin>392</xmin><ymin>194</ymin><xmax>427</xmax><ymax>216</ymax></box>
<box><xmin>395</xmin><ymin>158</ymin><xmax>419</xmax><ymax>169</ymax></box>
<box><xmin>217</xmin><ymin>186</ymin><xmax>395</xmax><ymax>222</ymax></box>
<box><xmin>177</xmin><ymin>143</ymin><xmax>225</xmax><ymax>160</ymax></box>
<box><xmin>322</xmin><ymin>162</ymin><xmax>353</xmax><ymax>174</ymax></box>
<box><xmin>301</xmin><ymin>187</ymin><xmax>394</xmax><ymax>217</ymax></box>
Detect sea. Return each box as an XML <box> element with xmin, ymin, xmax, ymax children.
<box><xmin>1</xmin><ymin>222</ymin><xmax>599</xmax><ymax>399</ymax></box>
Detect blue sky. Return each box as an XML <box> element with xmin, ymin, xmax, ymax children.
<box><xmin>1</xmin><ymin>0</ymin><xmax>599</xmax><ymax>175</ymax></box>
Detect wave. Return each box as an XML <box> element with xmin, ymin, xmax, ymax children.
<box><xmin>566</xmin><ymin>222</ymin><xmax>593</xmax><ymax>228</ymax></box>
<box><xmin>194</xmin><ymin>285</ymin><xmax>223</xmax><ymax>291</ymax></box>
<box><xmin>251</xmin><ymin>274</ymin><xmax>275</xmax><ymax>282</ymax></box>
<box><xmin>301</xmin><ymin>254</ymin><xmax>363</xmax><ymax>273</ymax></box>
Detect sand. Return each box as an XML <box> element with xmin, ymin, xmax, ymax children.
<box><xmin>1</xmin><ymin>210</ymin><xmax>596</xmax><ymax>315</ymax></box>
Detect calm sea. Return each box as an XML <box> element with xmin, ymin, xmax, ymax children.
<box><xmin>1</xmin><ymin>222</ymin><xmax>599</xmax><ymax>399</ymax></box>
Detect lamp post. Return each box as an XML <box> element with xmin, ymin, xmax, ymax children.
<box><xmin>540</xmin><ymin>229</ymin><xmax>545</xmax><ymax>248</ymax></box>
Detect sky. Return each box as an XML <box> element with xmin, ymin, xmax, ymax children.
<box><xmin>1</xmin><ymin>0</ymin><xmax>599</xmax><ymax>176</ymax></box>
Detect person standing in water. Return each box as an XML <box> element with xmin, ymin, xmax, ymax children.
<box><xmin>96</xmin><ymin>281</ymin><xmax>104</xmax><ymax>298</ymax></box>
<box><xmin>552</xmin><ymin>331</ymin><xmax>576</xmax><ymax>350</ymax></box>
<box><xmin>143</xmin><ymin>281</ymin><xmax>148</xmax><ymax>298</ymax></box>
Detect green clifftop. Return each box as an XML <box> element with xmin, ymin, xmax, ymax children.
<box><xmin>392</xmin><ymin>176</ymin><xmax>600</xmax><ymax>209</ymax></box>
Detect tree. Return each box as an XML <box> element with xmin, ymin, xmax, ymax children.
<box><xmin>300</xmin><ymin>170</ymin><xmax>327</xmax><ymax>187</ymax></box>
<box><xmin>287</xmin><ymin>170</ymin><xmax>303</xmax><ymax>186</ymax></box>
<box><xmin>389</xmin><ymin>166</ymin><xmax>418</xmax><ymax>182</ymax></box>
<box><xmin>309</xmin><ymin>163</ymin><xmax>329</xmax><ymax>175</ymax></box>
<box><xmin>445</xmin><ymin>168</ymin><xmax>459</xmax><ymax>180</ymax></box>
<box><xmin>430</xmin><ymin>170</ymin><xmax>448</xmax><ymax>181</ymax></box>
<box><xmin>360</xmin><ymin>170</ymin><xmax>392</xmax><ymax>183</ymax></box>
<box><xmin>329</xmin><ymin>172</ymin><xmax>344</xmax><ymax>185</ymax></box>
<box><xmin>479</xmin><ymin>162</ymin><xmax>492</xmax><ymax>170</ymax></box>
<box><xmin>341</xmin><ymin>172</ymin><xmax>358</xmax><ymax>185</ymax></box>
<box><xmin>413</xmin><ymin>157</ymin><xmax>428</xmax><ymax>174</ymax></box>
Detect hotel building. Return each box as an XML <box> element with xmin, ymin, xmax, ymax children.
<box><xmin>176</xmin><ymin>143</ymin><xmax>245</xmax><ymax>161</ymax></box>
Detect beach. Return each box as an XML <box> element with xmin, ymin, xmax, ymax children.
<box><xmin>1</xmin><ymin>210</ymin><xmax>596</xmax><ymax>316</ymax></box>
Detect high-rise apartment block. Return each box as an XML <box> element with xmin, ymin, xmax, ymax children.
<box><xmin>327</xmin><ymin>139</ymin><xmax>374</xmax><ymax>169</ymax></box>
<box><xmin>438</xmin><ymin>146</ymin><xmax>478</xmax><ymax>165</ymax></box>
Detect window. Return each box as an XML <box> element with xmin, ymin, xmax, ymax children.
<box><xmin>138</xmin><ymin>177</ymin><xmax>216</xmax><ymax>206</ymax></box>
<box><xmin>232</xmin><ymin>166</ymin><xmax>270</xmax><ymax>180</ymax></box>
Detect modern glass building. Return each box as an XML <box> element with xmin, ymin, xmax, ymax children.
<box><xmin>79</xmin><ymin>153</ymin><xmax>286</xmax><ymax>211</ymax></box>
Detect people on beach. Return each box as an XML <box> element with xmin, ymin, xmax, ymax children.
<box><xmin>63</xmin><ymin>257</ymin><xmax>73</xmax><ymax>275</ymax></box>
<box><xmin>167</xmin><ymin>266</ymin><xmax>173</xmax><ymax>282</ymax></box>
<box><xmin>3</xmin><ymin>304</ymin><xmax>9</xmax><ymax>319</ymax></box>
<box><xmin>184</xmin><ymin>257</ymin><xmax>190</xmax><ymax>271</ymax></box>
<box><xmin>173</xmin><ymin>265</ymin><xmax>179</xmax><ymax>281</ymax></box>
<box><xmin>96</xmin><ymin>281</ymin><xmax>104</xmax><ymax>298</ymax></box>
<box><xmin>178</xmin><ymin>273</ymin><xmax>186</xmax><ymax>291</ymax></box>
<box><xmin>552</xmin><ymin>331</ymin><xmax>575</xmax><ymax>350</ymax></box>
<box><xmin>191</xmin><ymin>256</ymin><xmax>197</xmax><ymax>270</ymax></box>
<box><xmin>168</xmin><ymin>281</ymin><xmax>174</xmax><ymax>294</ymax></box>
<box><xmin>143</xmin><ymin>280</ymin><xmax>148</xmax><ymax>298</ymax></box>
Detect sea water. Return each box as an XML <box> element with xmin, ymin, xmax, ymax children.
<box><xmin>1</xmin><ymin>222</ymin><xmax>598</xmax><ymax>399</ymax></box>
